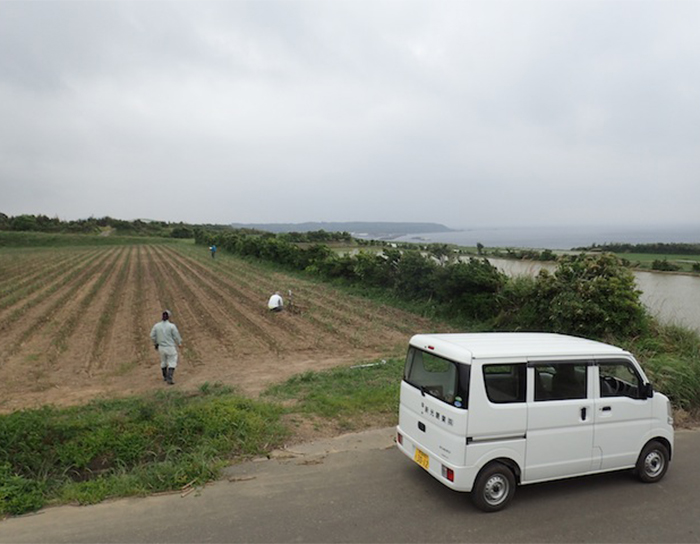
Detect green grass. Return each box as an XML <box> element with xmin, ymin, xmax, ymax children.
<box><xmin>624</xmin><ymin>324</ymin><xmax>700</xmax><ymax>415</ymax></box>
<box><xmin>263</xmin><ymin>358</ymin><xmax>404</xmax><ymax>427</ymax></box>
<box><xmin>0</xmin><ymin>385</ymin><xmax>288</xmax><ymax>516</ymax></box>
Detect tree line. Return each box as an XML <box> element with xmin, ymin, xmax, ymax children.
<box><xmin>574</xmin><ymin>242</ymin><xmax>700</xmax><ymax>255</ymax></box>
<box><xmin>0</xmin><ymin>213</ymin><xmax>196</xmax><ymax>238</ymax></box>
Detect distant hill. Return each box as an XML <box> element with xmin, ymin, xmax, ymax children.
<box><xmin>229</xmin><ymin>221</ymin><xmax>456</xmax><ymax>236</ymax></box>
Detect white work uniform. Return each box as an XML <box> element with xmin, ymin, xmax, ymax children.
<box><xmin>268</xmin><ymin>293</ymin><xmax>283</xmax><ymax>311</ymax></box>
<box><xmin>150</xmin><ymin>320</ymin><xmax>182</xmax><ymax>368</ymax></box>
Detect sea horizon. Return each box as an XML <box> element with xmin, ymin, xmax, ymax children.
<box><xmin>387</xmin><ymin>224</ymin><xmax>700</xmax><ymax>250</ymax></box>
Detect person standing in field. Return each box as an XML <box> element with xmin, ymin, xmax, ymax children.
<box><xmin>150</xmin><ymin>310</ymin><xmax>182</xmax><ymax>385</ymax></box>
<box><xmin>210</xmin><ymin>244</ymin><xmax>217</xmax><ymax>258</ymax></box>
<box><xmin>267</xmin><ymin>291</ymin><xmax>283</xmax><ymax>312</ymax></box>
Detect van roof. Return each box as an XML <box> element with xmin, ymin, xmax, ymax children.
<box><xmin>409</xmin><ymin>332</ymin><xmax>627</xmax><ymax>361</ymax></box>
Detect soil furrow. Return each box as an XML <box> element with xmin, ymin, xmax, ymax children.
<box><xmin>150</xmin><ymin>245</ymin><xmax>277</xmax><ymax>356</ymax></box>
<box><xmin>175</xmin><ymin>247</ymin><xmax>366</xmax><ymax>351</ymax></box>
<box><xmin>0</xmin><ymin>249</ymin><xmax>105</xmax><ymax>329</ymax></box>
<box><xmin>0</xmin><ymin>250</ymin><xmax>60</xmax><ymax>285</ymax></box>
<box><xmin>173</xmin><ymin>246</ymin><xmax>416</xmax><ymax>351</ymax></box>
<box><xmin>133</xmin><ymin>245</ymin><xmax>169</xmax><ymax>367</ymax></box>
<box><xmin>0</xmin><ymin>248</ymin><xmax>123</xmax><ymax>402</ymax></box>
<box><xmin>145</xmin><ymin>245</ymin><xmax>207</xmax><ymax>368</ymax></box>
<box><xmin>193</xmin><ymin>248</ymin><xmax>421</xmax><ymax>339</ymax></box>
<box><xmin>46</xmin><ymin>247</ymin><xmax>126</xmax><ymax>369</ymax></box>
<box><xmin>158</xmin><ymin>245</ymin><xmax>321</xmax><ymax>351</ymax></box>
<box><xmin>79</xmin><ymin>247</ymin><xmax>133</xmax><ymax>375</ymax></box>
<box><xmin>0</xmin><ymin>249</ymin><xmax>89</xmax><ymax>297</ymax></box>
<box><xmin>0</xmin><ymin>249</ymin><xmax>116</xmax><ymax>352</ymax></box>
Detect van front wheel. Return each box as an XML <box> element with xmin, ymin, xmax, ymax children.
<box><xmin>471</xmin><ymin>463</ymin><xmax>516</xmax><ymax>512</ymax></box>
<box><xmin>636</xmin><ymin>441</ymin><xmax>669</xmax><ymax>483</ymax></box>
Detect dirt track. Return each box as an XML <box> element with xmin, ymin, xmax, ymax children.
<box><xmin>0</xmin><ymin>243</ymin><xmax>449</xmax><ymax>412</ymax></box>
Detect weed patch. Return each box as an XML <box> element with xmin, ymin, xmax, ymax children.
<box><xmin>263</xmin><ymin>358</ymin><xmax>404</xmax><ymax>428</ymax></box>
<box><xmin>0</xmin><ymin>388</ymin><xmax>288</xmax><ymax>516</ymax></box>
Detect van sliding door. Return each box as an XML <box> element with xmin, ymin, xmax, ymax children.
<box><xmin>524</xmin><ymin>362</ymin><xmax>594</xmax><ymax>482</ymax></box>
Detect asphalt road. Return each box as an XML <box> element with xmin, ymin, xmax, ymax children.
<box><xmin>1</xmin><ymin>428</ymin><xmax>699</xmax><ymax>543</ymax></box>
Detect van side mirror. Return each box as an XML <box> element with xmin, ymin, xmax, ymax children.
<box><xmin>641</xmin><ymin>383</ymin><xmax>654</xmax><ymax>399</ymax></box>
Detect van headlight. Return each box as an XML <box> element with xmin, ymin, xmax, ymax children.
<box><xmin>667</xmin><ymin>400</ymin><xmax>674</xmax><ymax>426</ymax></box>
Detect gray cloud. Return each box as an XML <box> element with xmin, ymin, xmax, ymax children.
<box><xmin>1</xmin><ymin>0</ymin><xmax>699</xmax><ymax>228</ymax></box>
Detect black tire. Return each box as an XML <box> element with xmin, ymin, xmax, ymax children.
<box><xmin>636</xmin><ymin>440</ymin><xmax>669</xmax><ymax>483</ymax></box>
<box><xmin>471</xmin><ymin>462</ymin><xmax>516</xmax><ymax>512</ymax></box>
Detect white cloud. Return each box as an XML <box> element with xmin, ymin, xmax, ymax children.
<box><xmin>0</xmin><ymin>0</ymin><xmax>699</xmax><ymax>228</ymax></box>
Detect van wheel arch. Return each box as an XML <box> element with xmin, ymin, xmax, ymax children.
<box><xmin>493</xmin><ymin>457</ymin><xmax>521</xmax><ymax>484</ymax></box>
<box><xmin>635</xmin><ymin>439</ymin><xmax>671</xmax><ymax>483</ymax></box>
<box><xmin>471</xmin><ymin>460</ymin><xmax>518</xmax><ymax>513</ymax></box>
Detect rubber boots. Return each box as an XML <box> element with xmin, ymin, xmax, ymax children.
<box><xmin>166</xmin><ymin>367</ymin><xmax>175</xmax><ymax>385</ymax></box>
<box><xmin>161</xmin><ymin>367</ymin><xmax>168</xmax><ymax>382</ymax></box>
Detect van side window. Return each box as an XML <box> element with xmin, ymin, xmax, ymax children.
<box><xmin>599</xmin><ymin>361</ymin><xmax>642</xmax><ymax>399</ymax></box>
<box><xmin>404</xmin><ymin>348</ymin><xmax>464</xmax><ymax>407</ymax></box>
<box><xmin>534</xmin><ymin>363</ymin><xmax>587</xmax><ymax>401</ymax></box>
<box><xmin>483</xmin><ymin>364</ymin><xmax>526</xmax><ymax>403</ymax></box>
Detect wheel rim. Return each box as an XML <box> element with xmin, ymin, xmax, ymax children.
<box><xmin>483</xmin><ymin>474</ymin><xmax>509</xmax><ymax>506</ymax></box>
<box><xmin>644</xmin><ymin>450</ymin><xmax>665</xmax><ymax>478</ymax></box>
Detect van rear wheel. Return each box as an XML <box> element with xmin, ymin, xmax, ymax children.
<box><xmin>471</xmin><ymin>463</ymin><xmax>516</xmax><ymax>512</ymax></box>
<box><xmin>636</xmin><ymin>440</ymin><xmax>669</xmax><ymax>483</ymax></box>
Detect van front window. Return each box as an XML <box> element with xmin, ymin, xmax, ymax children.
<box><xmin>404</xmin><ymin>347</ymin><xmax>468</xmax><ymax>408</ymax></box>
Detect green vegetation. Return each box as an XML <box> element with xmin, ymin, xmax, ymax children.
<box><xmin>652</xmin><ymin>259</ymin><xmax>682</xmax><ymax>272</ymax></box>
<box><xmin>488</xmin><ymin>247</ymin><xmax>558</xmax><ymax>262</ymax></box>
<box><xmin>496</xmin><ymin>253</ymin><xmax>647</xmax><ymax>338</ymax></box>
<box><xmin>0</xmin><ymin>213</ymin><xmax>198</xmax><ymax>239</ymax></box>
<box><xmin>0</xmin><ymin>385</ymin><xmax>287</xmax><ymax>516</ymax></box>
<box><xmin>264</xmin><ymin>358</ymin><xmax>404</xmax><ymax>431</ymax></box>
<box><xmin>0</xmin><ymin>358</ymin><xmax>407</xmax><ymax>516</ymax></box>
<box><xmin>571</xmin><ymin>242</ymin><xmax>700</xmax><ymax>274</ymax></box>
<box><xmin>575</xmin><ymin>242</ymin><xmax>700</xmax><ymax>255</ymax></box>
<box><xmin>628</xmin><ymin>325</ymin><xmax>700</xmax><ymax>415</ymax></box>
<box><xmin>196</xmin><ymin>230</ymin><xmax>506</xmax><ymax>322</ymax></box>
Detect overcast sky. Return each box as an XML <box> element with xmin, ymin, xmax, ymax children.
<box><xmin>1</xmin><ymin>0</ymin><xmax>698</xmax><ymax>229</ymax></box>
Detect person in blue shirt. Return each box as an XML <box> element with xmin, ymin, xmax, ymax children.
<box><xmin>209</xmin><ymin>245</ymin><xmax>217</xmax><ymax>258</ymax></box>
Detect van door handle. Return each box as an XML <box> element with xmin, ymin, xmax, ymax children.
<box><xmin>581</xmin><ymin>407</ymin><xmax>587</xmax><ymax>420</ymax></box>
<box><xmin>601</xmin><ymin>406</ymin><xmax>611</xmax><ymax>412</ymax></box>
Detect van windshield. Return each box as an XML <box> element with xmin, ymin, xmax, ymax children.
<box><xmin>404</xmin><ymin>347</ymin><xmax>468</xmax><ymax>408</ymax></box>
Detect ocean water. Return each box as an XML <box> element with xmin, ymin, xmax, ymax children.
<box><xmin>391</xmin><ymin>224</ymin><xmax>700</xmax><ymax>250</ymax></box>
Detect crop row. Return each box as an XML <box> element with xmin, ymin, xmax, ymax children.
<box><xmin>0</xmin><ymin>242</ymin><xmax>436</xmax><ymax>411</ymax></box>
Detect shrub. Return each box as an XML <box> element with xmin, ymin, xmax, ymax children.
<box><xmin>395</xmin><ymin>250</ymin><xmax>438</xmax><ymax>299</ymax></box>
<box><xmin>497</xmin><ymin>253</ymin><xmax>647</xmax><ymax>338</ymax></box>
<box><xmin>435</xmin><ymin>258</ymin><xmax>507</xmax><ymax>319</ymax></box>
<box><xmin>652</xmin><ymin>259</ymin><xmax>681</xmax><ymax>272</ymax></box>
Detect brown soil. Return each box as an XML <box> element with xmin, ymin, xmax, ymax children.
<box><xmin>0</xmin><ymin>244</ymin><xmax>452</xmax><ymax>414</ymax></box>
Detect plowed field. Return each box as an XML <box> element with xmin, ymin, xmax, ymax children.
<box><xmin>0</xmin><ymin>243</ymin><xmax>449</xmax><ymax>412</ymax></box>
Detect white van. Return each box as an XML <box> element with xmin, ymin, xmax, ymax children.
<box><xmin>396</xmin><ymin>333</ymin><xmax>674</xmax><ymax>512</ymax></box>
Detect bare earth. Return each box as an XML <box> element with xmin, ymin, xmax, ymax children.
<box><xmin>0</xmin><ymin>243</ymin><xmax>449</xmax><ymax>414</ymax></box>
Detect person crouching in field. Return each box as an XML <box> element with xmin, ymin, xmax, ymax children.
<box><xmin>268</xmin><ymin>291</ymin><xmax>283</xmax><ymax>312</ymax></box>
<box><xmin>150</xmin><ymin>310</ymin><xmax>182</xmax><ymax>385</ymax></box>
